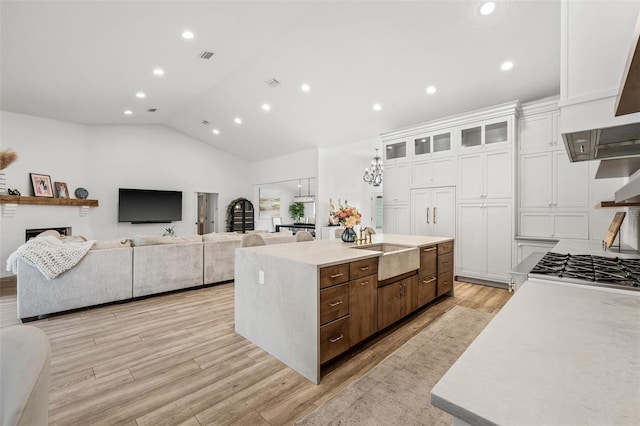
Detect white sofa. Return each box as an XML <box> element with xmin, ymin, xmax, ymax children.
<box><xmin>16</xmin><ymin>242</ymin><xmax>133</xmax><ymax>319</ymax></box>
<box><xmin>14</xmin><ymin>231</ymin><xmax>297</xmax><ymax>320</ymax></box>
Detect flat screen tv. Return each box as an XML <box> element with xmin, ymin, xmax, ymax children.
<box><xmin>118</xmin><ymin>188</ymin><xmax>182</xmax><ymax>223</ymax></box>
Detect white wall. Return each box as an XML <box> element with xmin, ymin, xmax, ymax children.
<box><xmin>0</xmin><ymin>111</ymin><xmax>251</xmax><ymax>275</ymax></box>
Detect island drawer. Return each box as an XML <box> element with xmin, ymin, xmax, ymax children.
<box><xmin>320</xmin><ymin>263</ymin><xmax>350</xmax><ymax>289</ymax></box>
<box><xmin>420</xmin><ymin>246</ymin><xmax>437</xmax><ymax>277</ymax></box>
<box><xmin>418</xmin><ymin>276</ymin><xmax>437</xmax><ymax>307</ymax></box>
<box><xmin>349</xmin><ymin>257</ymin><xmax>378</xmax><ymax>280</ymax></box>
<box><xmin>438</xmin><ymin>252</ymin><xmax>453</xmax><ymax>274</ymax></box>
<box><xmin>320</xmin><ymin>283</ymin><xmax>349</xmax><ymax>325</ymax></box>
<box><xmin>438</xmin><ymin>241</ymin><xmax>454</xmax><ymax>255</ymax></box>
<box><xmin>320</xmin><ymin>316</ymin><xmax>350</xmax><ymax>364</ymax></box>
<box><xmin>437</xmin><ymin>270</ymin><xmax>454</xmax><ymax>296</ymax></box>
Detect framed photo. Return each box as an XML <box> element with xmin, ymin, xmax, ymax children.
<box><xmin>54</xmin><ymin>181</ymin><xmax>70</xmax><ymax>198</ymax></box>
<box><xmin>30</xmin><ymin>173</ymin><xmax>54</xmax><ymax>197</ymax></box>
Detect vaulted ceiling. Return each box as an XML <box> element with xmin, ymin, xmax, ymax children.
<box><xmin>1</xmin><ymin>1</ymin><xmax>560</xmax><ymax>162</ymax></box>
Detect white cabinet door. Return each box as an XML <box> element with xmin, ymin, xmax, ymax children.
<box><xmin>485</xmin><ymin>203</ymin><xmax>513</xmax><ymax>281</ymax></box>
<box><xmin>458</xmin><ymin>202</ymin><xmax>512</xmax><ymax>282</ymax></box>
<box><xmin>413</xmin><ymin>156</ymin><xmax>457</xmax><ymax>188</ymax></box>
<box><xmin>553</xmin><ymin>151</ymin><xmax>589</xmax><ymax>208</ymax></box>
<box><xmin>485</xmin><ymin>149</ymin><xmax>512</xmax><ymax>199</ymax></box>
<box><xmin>411</xmin><ymin>187</ymin><xmax>455</xmax><ymax>238</ymax></box>
<box><xmin>384</xmin><ymin>205</ymin><xmax>410</xmax><ymax>234</ymax></box>
<box><xmin>457</xmin><ymin>203</ymin><xmax>485</xmax><ymax>277</ymax></box>
<box><xmin>412</xmin><ymin>160</ymin><xmax>433</xmax><ymax>188</ymax></box>
<box><xmin>520</xmin><ymin>212</ymin><xmax>554</xmax><ymax>238</ymax></box>
<box><xmin>519</xmin><ymin>211</ymin><xmax>589</xmax><ymax>239</ymax></box>
<box><xmin>432</xmin><ymin>187</ymin><xmax>456</xmax><ymax>238</ymax></box>
<box><xmin>458</xmin><ymin>153</ymin><xmax>483</xmax><ymax>200</ymax></box>
<box><xmin>519</xmin><ymin>111</ymin><xmax>562</xmax><ymax>152</ymax></box>
<box><xmin>520</xmin><ymin>152</ymin><xmax>553</xmax><ymax>208</ymax></box>
<box><xmin>384</xmin><ymin>163</ymin><xmax>410</xmax><ymax>204</ymax></box>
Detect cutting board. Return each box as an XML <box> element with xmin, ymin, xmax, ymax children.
<box><xmin>604</xmin><ymin>211</ymin><xmax>626</xmax><ymax>248</ymax></box>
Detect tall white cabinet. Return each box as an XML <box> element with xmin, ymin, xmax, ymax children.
<box><xmin>518</xmin><ymin>98</ymin><xmax>590</xmax><ymax>242</ymax></box>
<box><xmin>382</xmin><ymin>101</ymin><xmax>519</xmax><ymax>285</ymax></box>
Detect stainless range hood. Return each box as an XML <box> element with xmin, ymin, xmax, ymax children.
<box><xmin>563</xmin><ymin>122</ymin><xmax>640</xmax><ymax>163</ymax></box>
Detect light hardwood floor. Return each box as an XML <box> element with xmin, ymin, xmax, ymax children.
<box><xmin>0</xmin><ymin>280</ymin><xmax>511</xmax><ymax>425</ymax></box>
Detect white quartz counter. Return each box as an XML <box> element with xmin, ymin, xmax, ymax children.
<box><xmin>552</xmin><ymin>239</ymin><xmax>640</xmax><ymax>259</ymax></box>
<box><xmin>431</xmin><ymin>278</ymin><xmax>640</xmax><ymax>425</ymax></box>
<box><xmin>239</xmin><ymin>233</ymin><xmax>453</xmax><ymax>267</ymax></box>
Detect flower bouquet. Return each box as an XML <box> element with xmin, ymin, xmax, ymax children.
<box><xmin>334</xmin><ymin>204</ymin><xmax>362</xmax><ymax>228</ymax></box>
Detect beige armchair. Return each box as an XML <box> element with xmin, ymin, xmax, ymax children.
<box><xmin>295</xmin><ymin>231</ymin><xmax>314</xmax><ymax>242</ymax></box>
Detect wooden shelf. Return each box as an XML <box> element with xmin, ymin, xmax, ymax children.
<box><xmin>600</xmin><ymin>200</ymin><xmax>640</xmax><ymax>208</ymax></box>
<box><xmin>0</xmin><ymin>195</ymin><xmax>98</xmax><ymax>207</ymax></box>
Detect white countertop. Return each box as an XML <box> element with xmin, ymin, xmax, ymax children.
<box><xmin>238</xmin><ymin>233</ymin><xmax>453</xmax><ymax>267</ymax></box>
<box><xmin>552</xmin><ymin>239</ymin><xmax>640</xmax><ymax>258</ymax></box>
<box><xmin>431</xmin><ymin>278</ymin><xmax>640</xmax><ymax>425</ymax></box>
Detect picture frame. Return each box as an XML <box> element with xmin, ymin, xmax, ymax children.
<box><xmin>54</xmin><ymin>181</ymin><xmax>70</xmax><ymax>199</ymax></box>
<box><xmin>30</xmin><ymin>173</ymin><xmax>54</xmax><ymax>197</ymax></box>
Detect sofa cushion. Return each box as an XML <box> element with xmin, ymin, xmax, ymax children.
<box><xmin>92</xmin><ymin>239</ymin><xmax>132</xmax><ymax>250</ymax></box>
<box><xmin>132</xmin><ymin>235</ymin><xmax>202</xmax><ymax>247</ymax></box>
<box><xmin>202</xmin><ymin>232</ymin><xmax>241</xmax><ymax>242</ymax></box>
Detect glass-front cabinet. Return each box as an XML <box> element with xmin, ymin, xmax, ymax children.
<box><xmin>459</xmin><ymin>118</ymin><xmax>510</xmax><ymax>151</ymax></box>
<box><xmin>413</xmin><ymin>130</ymin><xmax>452</xmax><ymax>158</ymax></box>
<box><xmin>384</xmin><ymin>140</ymin><xmax>408</xmax><ymax>163</ymax></box>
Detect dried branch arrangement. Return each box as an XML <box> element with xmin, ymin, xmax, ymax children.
<box><xmin>0</xmin><ymin>149</ymin><xmax>18</xmax><ymax>170</ymax></box>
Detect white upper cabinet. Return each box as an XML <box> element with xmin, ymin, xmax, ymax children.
<box><xmin>410</xmin><ymin>186</ymin><xmax>455</xmax><ymax>238</ymax></box>
<box><xmin>384</xmin><ymin>162</ymin><xmax>410</xmax><ymax>204</ymax></box>
<box><xmin>519</xmin><ymin>111</ymin><xmax>561</xmax><ymax>152</ymax></box>
<box><xmin>459</xmin><ymin>148</ymin><xmax>512</xmax><ymax>201</ymax></box>
<box><xmin>459</xmin><ymin>117</ymin><xmax>512</xmax><ymax>152</ymax></box>
<box><xmin>383</xmin><ymin>139</ymin><xmax>408</xmax><ymax>164</ymax></box>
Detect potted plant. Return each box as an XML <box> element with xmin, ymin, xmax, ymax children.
<box><xmin>289</xmin><ymin>202</ymin><xmax>305</xmax><ymax>224</ymax></box>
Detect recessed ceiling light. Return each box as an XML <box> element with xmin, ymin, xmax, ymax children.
<box><xmin>135</xmin><ymin>92</ymin><xmax>146</xmax><ymax>99</ymax></box>
<box><xmin>372</xmin><ymin>103</ymin><xmax>382</xmax><ymax>111</ymax></box>
<box><xmin>262</xmin><ymin>103</ymin><xmax>271</xmax><ymax>111</ymax></box>
<box><xmin>501</xmin><ymin>61</ymin><xmax>514</xmax><ymax>71</ymax></box>
<box><xmin>182</xmin><ymin>31</ymin><xmax>194</xmax><ymax>39</ymax></box>
<box><xmin>124</xmin><ymin>110</ymin><xmax>133</xmax><ymax>115</ymax></box>
<box><xmin>153</xmin><ymin>68</ymin><xmax>164</xmax><ymax>76</ymax></box>
<box><xmin>426</xmin><ymin>86</ymin><xmax>437</xmax><ymax>94</ymax></box>
<box><xmin>212</xmin><ymin>129</ymin><xmax>220</xmax><ymax>135</ymax></box>
<box><xmin>301</xmin><ymin>83</ymin><xmax>310</xmax><ymax>92</ymax></box>
<box><xmin>479</xmin><ymin>2</ymin><xmax>496</xmax><ymax>15</ymax></box>
<box><xmin>234</xmin><ymin>117</ymin><xmax>242</xmax><ymax>124</ymax></box>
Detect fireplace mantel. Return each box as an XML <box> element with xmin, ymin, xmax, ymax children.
<box><xmin>0</xmin><ymin>195</ymin><xmax>98</xmax><ymax>207</ymax></box>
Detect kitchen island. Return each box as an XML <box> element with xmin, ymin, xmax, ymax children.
<box><xmin>234</xmin><ymin>233</ymin><xmax>454</xmax><ymax>383</ymax></box>
<box><xmin>431</xmin><ymin>277</ymin><xmax>640</xmax><ymax>425</ymax></box>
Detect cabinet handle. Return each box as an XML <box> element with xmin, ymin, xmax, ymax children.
<box><xmin>426</xmin><ymin>207</ymin><xmax>430</xmax><ymax>224</ymax></box>
<box><xmin>329</xmin><ymin>334</ymin><xmax>344</xmax><ymax>343</ymax></box>
<box><xmin>443</xmin><ymin>262</ymin><xmax>449</xmax><ymax>265</ymax></box>
<box><xmin>423</xmin><ymin>247</ymin><xmax>436</xmax><ymax>252</ymax></box>
<box><xmin>329</xmin><ymin>300</ymin><xmax>343</xmax><ymax>307</ymax></box>
<box><xmin>434</xmin><ymin>207</ymin><xmax>437</xmax><ymax>224</ymax></box>
<box><xmin>330</xmin><ymin>273</ymin><xmax>344</xmax><ymax>278</ymax></box>
<box><xmin>360</xmin><ymin>281</ymin><xmax>369</xmax><ymax>286</ymax></box>
<box><xmin>422</xmin><ymin>277</ymin><xmax>436</xmax><ymax>284</ymax></box>
<box><xmin>359</xmin><ymin>266</ymin><xmax>370</xmax><ymax>271</ymax></box>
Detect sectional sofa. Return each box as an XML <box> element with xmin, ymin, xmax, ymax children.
<box><xmin>14</xmin><ymin>231</ymin><xmax>296</xmax><ymax>320</ymax></box>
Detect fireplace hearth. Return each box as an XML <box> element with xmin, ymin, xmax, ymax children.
<box><xmin>25</xmin><ymin>227</ymin><xmax>72</xmax><ymax>242</ymax></box>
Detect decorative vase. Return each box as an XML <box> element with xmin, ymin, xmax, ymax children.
<box><xmin>341</xmin><ymin>227</ymin><xmax>357</xmax><ymax>243</ymax></box>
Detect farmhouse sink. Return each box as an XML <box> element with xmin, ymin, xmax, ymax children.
<box><xmin>350</xmin><ymin>243</ymin><xmax>420</xmax><ymax>280</ymax></box>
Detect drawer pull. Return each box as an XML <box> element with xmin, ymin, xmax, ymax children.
<box><xmin>423</xmin><ymin>247</ymin><xmax>436</xmax><ymax>252</ymax></box>
<box><xmin>443</xmin><ymin>262</ymin><xmax>449</xmax><ymax>265</ymax></box>
<box><xmin>330</xmin><ymin>273</ymin><xmax>344</xmax><ymax>278</ymax></box>
<box><xmin>329</xmin><ymin>300</ymin><xmax>343</xmax><ymax>307</ymax></box>
<box><xmin>422</xmin><ymin>277</ymin><xmax>436</xmax><ymax>284</ymax></box>
<box><xmin>329</xmin><ymin>334</ymin><xmax>344</xmax><ymax>343</ymax></box>
<box><xmin>359</xmin><ymin>266</ymin><xmax>370</xmax><ymax>271</ymax></box>
<box><xmin>360</xmin><ymin>281</ymin><xmax>369</xmax><ymax>286</ymax></box>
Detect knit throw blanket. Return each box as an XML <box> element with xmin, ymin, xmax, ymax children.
<box><xmin>7</xmin><ymin>236</ymin><xmax>96</xmax><ymax>280</ymax></box>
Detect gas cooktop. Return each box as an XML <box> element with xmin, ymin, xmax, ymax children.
<box><xmin>529</xmin><ymin>252</ymin><xmax>640</xmax><ymax>292</ymax></box>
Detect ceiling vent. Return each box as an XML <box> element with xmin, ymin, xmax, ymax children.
<box><xmin>202</xmin><ymin>120</ymin><xmax>209</xmax><ymax>125</ymax></box>
<box><xmin>199</xmin><ymin>51</ymin><xmax>214</xmax><ymax>60</ymax></box>
<box><xmin>266</xmin><ymin>78</ymin><xmax>280</xmax><ymax>88</ymax></box>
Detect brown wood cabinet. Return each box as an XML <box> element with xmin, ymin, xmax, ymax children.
<box><xmin>320</xmin><ymin>263</ymin><xmax>350</xmax><ymax>289</ymax></box>
<box><xmin>349</xmin><ymin>275</ymin><xmax>377</xmax><ymax>346</ymax></box>
<box><xmin>320</xmin><ymin>283</ymin><xmax>349</xmax><ymax>325</ymax></box>
<box><xmin>320</xmin><ymin>316</ymin><xmax>350</xmax><ymax>364</ymax></box>
<box><xmin>377</xmin><ymin>275</ymin><xmax>417</xmax><ymax>330</ymax></box>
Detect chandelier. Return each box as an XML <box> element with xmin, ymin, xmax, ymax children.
<box><xmin>363</xmin><ymin>149</ymin><xmax>383</xmax><ymax>187</ymax></box>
